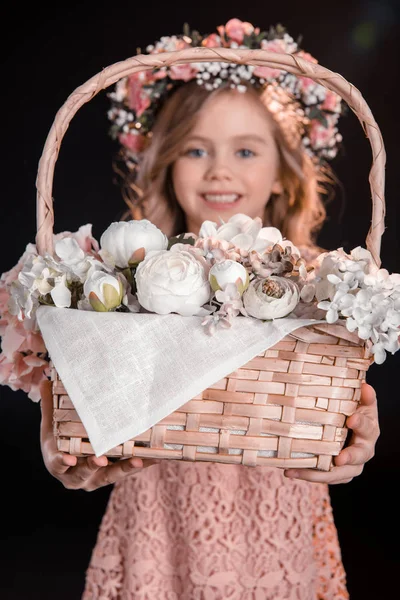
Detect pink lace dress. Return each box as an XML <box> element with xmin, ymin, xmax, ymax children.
<box><xmin>82</xmin><ymin>461</ymin><xmax>348</xmax><ymax>600</ymax></box>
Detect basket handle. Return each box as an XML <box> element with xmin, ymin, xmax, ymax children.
<box><xmin>36</xmin><ymin>47</ymin><xmax>386</xmax><ymax>267</ymax></box>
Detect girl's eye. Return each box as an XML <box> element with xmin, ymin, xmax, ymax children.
<box><xmin>237</xmin><ymin>148</ymin><xmax>255</xmax><ymax>158</ymax></box>
<box><xmin>185</xmin><ymin>148</ymin><xmax>207</xmax><ymax>158</ymax></box>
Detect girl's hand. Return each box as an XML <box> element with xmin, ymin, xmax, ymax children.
<box><xmin>39</xmin><ymin>379</ymin><xmax>159</xmax><ymax>492</ymax></box>
<box><xmin>284</xmin><ymin>382</ymin><xmax>380</xmax><ymax>484</ymax></box>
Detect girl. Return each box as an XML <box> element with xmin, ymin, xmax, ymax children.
<box><xmin>39</xmin><ymin>19</ymin><xmax>379</xmax><ymax>600</ymax></box>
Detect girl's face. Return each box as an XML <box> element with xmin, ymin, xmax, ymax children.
<box><xmin>172</xmin><ymin>90</ymin><xmax>282</xmax><ymax>235</ymax></box>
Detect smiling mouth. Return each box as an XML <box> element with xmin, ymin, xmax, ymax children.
<box><xmin>202</xmin><ymin>193</ymin><xmax>241</xmax><ymax>205</ymax></box>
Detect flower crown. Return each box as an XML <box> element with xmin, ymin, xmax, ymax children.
<box><xmin>107</xmin><ymin>19</ymin><xmax>345</xmax><ymax>164</ymax></box>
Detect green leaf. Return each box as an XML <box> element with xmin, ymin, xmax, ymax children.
<box><xmin>167</xmin><ymin>233</ymin><xmax>196</xmax><ymax>250</ymax></box>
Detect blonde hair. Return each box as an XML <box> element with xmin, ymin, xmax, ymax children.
<box><xmin>114</xmin><ymin>80</ymin><xmax>336</xmax><ymax>249</ymax></box>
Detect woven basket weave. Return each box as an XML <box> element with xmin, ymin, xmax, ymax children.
<box><xmin>36</xmin><ymin>47</ymin><xmax>386</xmax><ymax>470</ymax></box>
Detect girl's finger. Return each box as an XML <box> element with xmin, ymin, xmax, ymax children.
<box><xmin>66</xmin><ymin>455</ymin><xmax>109</xmax><ymax>484</ymax></box>
<box><xmin>358</xmin><ymin>382</ymin><xmax>378</xmax><ymax>407</ymax></box>
<box><xmin>98</xmin><ymin>457</ymin><xmax>159</xmax><ymax>488</ymax></box>
<box><xmin>284</xmin><ymin>463</ymin><xmax>363</xmax><ymax>484</ymax></box>
<box><xmin>345</xmin><ymin>412</ymin><xmax>379</xmax><ymax>442</ymax></box>
<box><xmin>39</xmin><ymin>379</ymin><xmax>54</xmax><ymax>435</ymax></box>
<box><xmin>334</xmin><ymin>442</ymin><xmax>374</xmax><ymax>467</ymax></box>
<box><xmin>48</xmin><ymin>451</ymin><xmax>78</xmax><ymax>475</ymax></box>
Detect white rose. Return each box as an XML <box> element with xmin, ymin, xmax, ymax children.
<box><xmin>198</xmin><ymin>213</ymin><xmax>299</xmax><ymax>254</ymax></box>
<box><xmin>209</xmin><ymin>260</ymin><xmax>249</xmax><ymax>295</ymax></box>
<box><xmin>135</xmin><ymin>247</ymin><xmax>211</xmax><ymax>316</ymax></box>
<box><xmin>243</xmin><ymin>276</ymin><xmax>300</xmax><ymax>319</ymax></box>
<box><xmin>99</xmin><ymin>219</ymin><xmax>168</xmax><ymax>268</ymax></box>
<box><xmin>83</xmin><ymin>271</ymin><xmax>124</xmax><ymax>312</ymax></box>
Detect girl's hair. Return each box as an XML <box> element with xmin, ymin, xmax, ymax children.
<box><xmin>113</xmin><ymin>80</ymin><xmax>336</xmax><ymax>249</ymax></box>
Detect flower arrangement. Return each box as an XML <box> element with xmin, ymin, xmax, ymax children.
<box><xmin>1</xmin><ymin>214</ymin><xmax>399</xmax><ymax>400</ymax></box>
<box><xmin>107</xmin><ymin>18</ymin><xmax>344</xmax><ymax>163</ymax></box>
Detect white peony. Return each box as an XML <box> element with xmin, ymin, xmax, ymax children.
<box><xmin>99</xmin><ymin>219</ymin><xmax>168</xmax><ymax>269</ymax></box>
<box><xmin>243</xmin><ymin>276</ymin><xmax>300</xmax><ymax>320</ymax></box>
<box><xmin>135</xmin><ymin>246</ymin><xmax>211</xmax><ymax>316</ymax></box>
<box><xmin>83</xmin><ymin>271</ymin><xmax>124</xmax><ymax>312</ymax></box>
<box><xmin>198</xmin><ymin>213</ymin><xmax>299</xmax><ymax>254</ymax></box>
<box><xmin>209</xmin><ymin>260</ymin><xmax>249</xmax><ymax>295</ymax></box>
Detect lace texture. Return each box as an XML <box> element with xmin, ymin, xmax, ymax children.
<box><xmin>83</xmin><ymin>462</ymin><xmax>348</xmax><ymax>600</ymax></box>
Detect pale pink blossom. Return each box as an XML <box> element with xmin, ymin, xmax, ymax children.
<box><xmin>253</xmin><ymin>65</ymin><xmax>282</xmax><ymax>80</ymax></box>
<box><xmin>309</xmin><ymin>120</ymin><xmax>337</xmax><ymax>149</ymax></box>
<box><xmin>296</xmin><ymin>50</ymin><xmax>318</xmax><ymax>65</ymax></box>
<box><xmin>194</xmin><ymin>237</ymin><xmax>241</xmax><ymax>264</ymax></box>
<box><xmin>219</xmin><ymin>18</ymin><xmax>246</xmax><ymax>44</ymax></box>
<box><xmin>297</xmin><ymin>75</ymin><xmax>316</xmax><ymax>93</ymax></box>
<box><xmin>261</xmin><ymin>39</ymin><xmax>290</xmax><ymax>53</ymax></box>
<box><xmin>202</xmin><ymin>34</ymin><xmax>221</xmax><ymax>48</ymax></box>
<box><xmin>320</xmin><ymin>90</ymin><xmax>341</xmax><ymax>112</ymax></box>
<box><xmin>0</xmin><ymin>350</ymin><xmax>50</xmax><ymax>402</ymax></box>
<box><xmin>118</xmin><ymin>132</ymin><xmax>147</xmax><ymax>154</ymax></box>
<box><xmin>169</xmin><ymin>64</ymin><xmax>198</xmax><ymax>82</ymax></box>
<box><xmin>55</xmin><ymin>223</ymin><xmax>100</xmax><ymax>254</ymax></box>
<box><xmin>126</xmin><ymin>73</ymin><xmax>152</xmax><ymax>116</ymax></box>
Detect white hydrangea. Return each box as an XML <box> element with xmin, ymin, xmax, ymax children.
<box><xmin>315</xmin><ymin>249</ymin><xmax>400</xmax><ymax>364</ymax></box>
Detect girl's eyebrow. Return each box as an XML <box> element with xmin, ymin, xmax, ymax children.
<box><xmin>185</xmin><ymin>134</ymin><xmax>268</xmax><ymax>144</ymax></box>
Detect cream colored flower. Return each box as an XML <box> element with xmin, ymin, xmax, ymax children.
<box><xmin>135</xmin><ymin>247</ymin><xmax>211</xmax><ymax>316</ymax></box>
<box><xmin>99</xmin><ymin>219</ymin><xmax>168</xmax><ymax>269</ymax></box>
<box><xmin>243</xmin><ymin>276</ymin><xmax>300</xmax><ymax>320</ymax></box>
<box><xmin>209</xmin><ymin>260</ymin><xmax>249</xmax><ymax>295</ymax></box>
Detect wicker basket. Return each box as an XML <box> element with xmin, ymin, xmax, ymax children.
<box><xmin>36</xmin><ymin>47</ymin><xmax>386</xmax><ymax>471</ymax></box>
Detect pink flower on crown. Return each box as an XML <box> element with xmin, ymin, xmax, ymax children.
<box><xmin>253</xmin><ymin>65</ymin><xmax>282</xmax><ymax>80</ymax></box>
<box><xmin>296</xmin><ymin>50</ymin><xmax>318</xmax><ymax>65</ymax></box>
<box><xmin>295</xmin><ymin>51</ymin><xmax>319</xmax><ymax>92</ymax></box>
<box><xmin>218</xmin><ymin>18</ymin><xmax>256</xmax><ymax>44</ymax></box>
<box><xmin>309</xmin><ymin>119</ymin><xmax>337</xmax><ymax>149</ymax></box>
<box><xmin>119</xmin><ymin>132</ymin><xmax>147</xmax><ymax>154</ymax></box>
<box><xmin>169</xmin><ymin>64</ymin><xmax>198</xmax><ymax>81</ymax></box>
<box><xmin>321</xmin><ymin>90</ymin><xmax>341</xmax><ymax>112</ymax></box>
<box><xmin>255</xmin><ymin>39</ymin><xmax>296</xmax><ymax>79</ymax></box>
<box><xmin>261</xmin><ymin>38</ymin><xmax>291</xmax><ymax>54</ymax></box>
<box><xmin>126</xmin><ymin>73</ymin><xmax>152</xmax><ymax>117</ymax></box>
<box><xmin>298</xmin><ymin>75</ymin><xmax>316</xmax><ymax>93</ymax></box>
<box><xmin>202</xmin><ymin>33</ymin><xmax>221</xmax><ymax>48</ymax></box>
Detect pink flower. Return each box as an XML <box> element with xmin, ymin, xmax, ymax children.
<box><xmin>296</xmin><ymin>50</ymin><xmax>318</xmax><ymax>65</ymax></box>
<box><xmin>309</xmin><ymin>119</ymin><xmax>336</xmax><ymax>149</ymax></box>
<box><xmin>169</xmin><ymin>64</ymin><xmax>198</xmax><ymax>82</ymax></box>
<box><xmin>118</xmin><ymin>132</ymin><xmax>147</xmax><ymax>154</ymax></box>
<box><xmin>126</xmin><ymin>73</ymin><xmax>152</xmax><ymax>117</ymax></box>
<box><xmin>55</xmin><ymin>223</ymin><xmax>100</xmax><ymax>254</ymax></box>
<box><xmin>0</xmin><ymin>350</ymin><xmax>50</xmax><ymax>402</ymax></box>
<box><xmin>202</xmin><ymin>33</ymin><xmax>221</xmax><ymax>48</ymax></box>
<box><xmin>298</xmin><ymin>75</ymin><xmax>316</xmax><ymax>93</ymax></box>
<box><xmin>243</xmin><ymin>22</ymin><xmax>258</xmax><ymax>36</ymax></box>
<box><xmin>225</xmin><ymin>18</ymin><xmax>245</xmax><ymax>43</ymax></box>
<box><xmin>218</xmin><ymin>18</ymin><xmax>250</xmax><ymax>44</ymax></box>
<box><xmin>194</xmin><ymin>237</ymin><xmax>242</xmax><ymax>264</ymax></box>
<box><xmin>153</xmin><ymin>69</ymin><xmax>167</xmax><ymax>80</ymax></box>
<box><xmin>321</xmin><ymin>90</ymin><xmax>341</xmax><ymax>112</ymax></box>
<box><xmin>253</xmin><ymin>65</ymin><xmax>282</xmax><ymax>80</ymax></box>
<box><xmin>261</xmin><ymin>39</ymin><xmax>289</xmax><ymax>53</ymax></box>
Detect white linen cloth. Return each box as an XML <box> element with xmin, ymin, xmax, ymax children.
<box><xmin>36</xmin><ymin>305</ymin><xmax>322</xmax><ymax>456</ymax></box>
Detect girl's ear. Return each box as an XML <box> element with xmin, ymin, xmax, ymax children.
<box><xmin>271</xmin><ymin>178</ymin><xmax>283</xmax><ymax>195</ymax></box>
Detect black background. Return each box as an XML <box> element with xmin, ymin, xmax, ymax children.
<box><xmin>1</xmin><ymin>1</ymin><xmax>400</xmax><ymax>598</ymax></box>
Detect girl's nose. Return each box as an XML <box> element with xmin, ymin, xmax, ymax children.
<box><xmin>204</xmin><ymin>158</ymin><xmax>233</xmax><ymax>181</ymax></box>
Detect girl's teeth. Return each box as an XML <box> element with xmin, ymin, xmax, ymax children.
<box><xmin>204</xmin><ymin>194</ymin><xmax>239</xmax><ymax>203</ymax></box>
